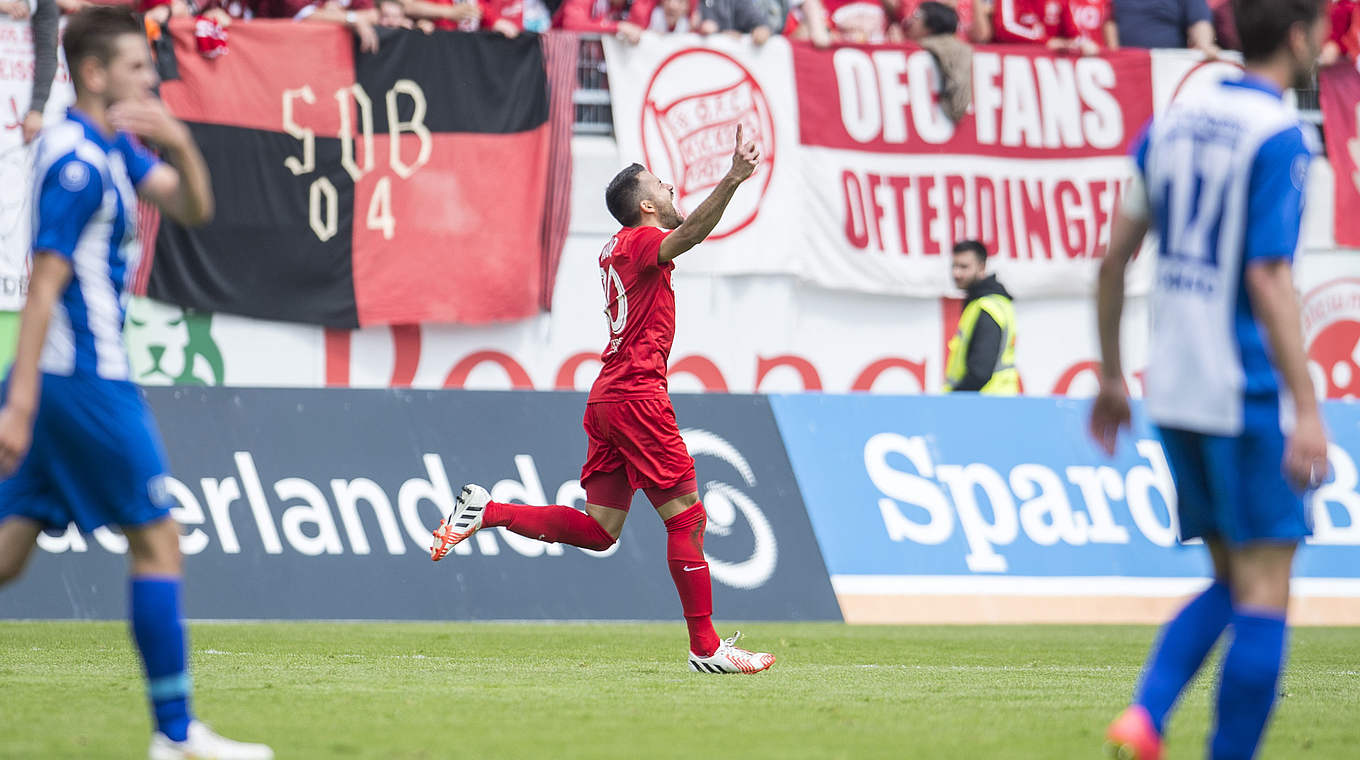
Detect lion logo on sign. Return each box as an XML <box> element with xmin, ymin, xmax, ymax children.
<box><xmin>640</xmin><ymin>48</ymin><xmax>775</xmax><ymax>240</ymax></box>
<box><xmin>126</xmin><ymin>297</ymin><xmax>225</xmax><ymax>386</ymax></box>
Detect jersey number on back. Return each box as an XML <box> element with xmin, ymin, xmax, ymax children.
<box><xmin>600</xmin><ymin>236</ymin><xmax>627</xmax><ymax>339</ymax></box>
<box><xmin>1158</xmin><ymin>135</ymin><xmax>1233</xmax><ymax>267</ymax></box>
<box><xmin>602</xmin><ymin>265</ymin><xmax>628</xmax><ymax>337</ymax></box>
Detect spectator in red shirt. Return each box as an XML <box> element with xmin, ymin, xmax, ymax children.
<box><xmin>798</xmin><ymin>0</ymin><xmax>894</xmax><ymax>44</ymax></box>
<box><xmin>481</xmin><ymin>0</ymin><xmax>526</xmax><ymax>34</ymax></box>
<box><xmin>1321</xmin><ymin>0</ymin><xmax>1357</xmax><ymax>64</ymax></box>
<box><xmin>1348</xmin><ymin>2</ymin><xmax>1360</xmax><ymax>59</ymax></box>
<box><xmin>1067</xmin><ymin>0</ymin><xmax>1116</xmax><ymax>49</ymax></box>
<box><xmin>555</xmin><ymin>0</ymin><xmax>652</xmax><ymax>42</ymax></box>
<box><xmin>403</xmin><ymin>0</ymin><xmax>524</xmax><ymax>35</ymax></box>
<box><xmin>192</xmin><ymin>0</ymin><xmax>258</xmax><ymax>21</ymax></box>
<box><xmin>971</xmin><ymin>0</ymin><xmax>1093</xmax><ymax>53</ymax></box>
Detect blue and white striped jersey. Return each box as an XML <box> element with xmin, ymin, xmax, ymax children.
<box><xmin>1133</xmin><ymin>74</ymin><xmax>1316</xmax><ymax>436</ymax></box>
<box><xmin>32</xmin><ymin>107</ymin><xmax>159</xmax><ymax>381</ymax></box>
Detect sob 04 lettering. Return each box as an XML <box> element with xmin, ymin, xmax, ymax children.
<box><xmin>281</xmin><ymin>81</ymin><xmax>433</xmax><ymax>243</ymax></box>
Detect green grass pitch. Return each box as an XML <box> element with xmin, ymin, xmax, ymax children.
<box><xmin>1</xmin><ymin>621</ymin><xmax>1357</xmax><ymax>759</ymax></box>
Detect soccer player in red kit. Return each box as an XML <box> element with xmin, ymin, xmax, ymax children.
<box><xmin>429</xmin><ymin>126</ymin><xmax>775</xmax><ymax>675</ymax></box>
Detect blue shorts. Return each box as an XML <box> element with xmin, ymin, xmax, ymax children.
<box><xmin>0</xmin><ymin>373</ymin><xmax>173</xmax><ymax>532</ymax></box>
<box><xmin>1157</xmin><ymin>422</ymin><xmax>1310</xmax><ymax>546</ymax></box>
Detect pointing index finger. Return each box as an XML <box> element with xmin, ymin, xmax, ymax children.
<box><xmin>735</xmin><ymin>123</ymin><xmax>743</xmax><ymax>148</ymax></box>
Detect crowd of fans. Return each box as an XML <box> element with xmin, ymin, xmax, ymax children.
<box><xmin>0</xmin><ymin>0</ymin><xmax>1354</xmax><ymax>135</ymax></box>
<box><xmin>0</xmin><ymin>0</ymin><xmax>1353</xmax><ymax>60</ymax></box>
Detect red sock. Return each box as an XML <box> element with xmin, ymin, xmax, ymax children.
<box><xmin>665</xmin><ymin>502</ymin><xmax>720</xmax><ymax>657</ymax></box>
<box><xmin>482</xmin><ymin>501</ymin><xmax>616</xmax><ymax>551</ymax></box>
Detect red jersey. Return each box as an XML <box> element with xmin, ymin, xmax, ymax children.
<box><xmin>428</xmin><ymin>0</ymin><xmax>523</xmax><ymax>32</ymax></box>
<box><xmin>554</xmin><ymin>0</ymin><xmax>654</xmax><ymax>32</ymax></box>
<box><xmin>588</xmin><ymin>226</ymin><xmax>676</xmax><ymax>403</ymax></box>
<box><xmin>823</xmin><ymin>0</ymin><xmax>890</xmax><ymax>41</ymax></box>
<box><xmin>991</xmin><ymin>0</ymin><xmax>1076</xmax><ymax>43</ymax></box>
<box><xmin>1348</xmin><ymin>4</ymin><xmax>1360</xmax><ymax>58</ymax></box>
<box><xmin>1330</xmin><ymin>0</ymin><xmax>1357</xmax><ymax>48</ymax></box>
<box><xmin>1066</xmin><ymin>0</ymin><xmax>1109</xmax><ymax>47</ymax></box>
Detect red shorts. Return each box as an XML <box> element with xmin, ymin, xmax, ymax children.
<box><xmin>580</xmin><ymin>398</ymin><xmax>697</xmax><ymax>510</ymax></box>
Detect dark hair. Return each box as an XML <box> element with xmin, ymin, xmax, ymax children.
<box><xmin>952</xmin><ymin>240</ymin><xmax>988</xmax><ymax>263</ymax></box>
<box><xmin>605</xmin><ymin>163</ymin><xmax>648</xmax><ymax>227</ymax></box>
<box><xmin>915</xmin><ymin>1</ymin><xmax>958</xmax><ymax>36</ymax></box>
<box><xmin>1232</xmin><ymin>0</ymin><xmax>1325</xmax><ymax>63</ymax></box>
<box><xmin>62</xmin><ymin>6</ymin><xmax>145</xmax><ymax>92</ymax></box>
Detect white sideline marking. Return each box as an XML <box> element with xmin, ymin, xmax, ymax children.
<box><xmin>831</xmin><ymin>575</ymin><xmax>1360</xmax><ymax>598</ymax></box>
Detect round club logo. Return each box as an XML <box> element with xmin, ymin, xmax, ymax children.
<box><xmin>1167</xmin><ymin>58</ymin><xmax>1244</xmax><ymax>106</ymax></box>
<box><xmin>1303</xmin><ymin>278</ymin><xmax>1360</xmax><ymax>400</ymax></box>
<box><xmin>640</xmin><ymin>48</ymin><xmax>775</xmax><ymax>240</ymax></box>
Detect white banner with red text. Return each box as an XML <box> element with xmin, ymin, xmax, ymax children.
<box><xmin>792</xmin><ymin>44</ymin><xmax>1155</xmax><ymax>297</ymax></box>
<box><xmin>0</xmin><ymin>16</ymin><xmax>72</xmax><ymax>311</ymax></box>
<box><xmin>603</xmin><ymin>37</ymin><xmax>1336</xmax><ymax>298</ymax></box>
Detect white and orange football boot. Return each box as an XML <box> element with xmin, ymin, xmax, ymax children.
<box><xmin>430</xmin><ymin>484</ymin><xmax>490</xmax><ymax>561</ymax></box>
<box><xmin>688</xmin><ymin>631</ymin><xmax>776</xmax><ymax>674</ymax></box>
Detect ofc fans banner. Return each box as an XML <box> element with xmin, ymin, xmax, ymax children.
<box><xmin>0</xmin><ymin>17</ymin><xmax>72</xmax><ymax>311</ymax></box>
<box><xmin>145</xmin><ymin>21</ymin><xmax>557</xmax><ymax>328</ymax></box>
<box><xmin>1319</xmin><ymin>62</ymin><xmax>1360</xmax><ymax>249</ymax></box>
<box><xmin>794</xmin><ymin>45</ymin><xmax>1153</xmax><ymax>297</ymax></box>
<box><xmin>605</xmin><ymin>36</ymin><xmax>1163</xmax><ymax>297</ymax></box>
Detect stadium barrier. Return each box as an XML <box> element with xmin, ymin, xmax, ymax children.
<box><xmin>5</xmin><ymin>390</ymin><xmax>1357</xmax><ymax>624</ymax></box>
<box><xmin>772</xmin><ymin>395</ymin><xmax>1360</xmax><ymax>625</ymax></box>
<box><xmin>1</xmin><ymin>389</ymin><xmax>840</xmax><ymax>622</ymax></box>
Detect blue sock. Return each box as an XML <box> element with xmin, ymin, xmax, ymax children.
<box><xmin>130</xmin><ymin>576</ymin><xmax>194</xmax><ymax>742</ymax></box>
<box><xmin>1211</xmin><ymin>610</ymin><xmax>1287</xmax><ymax>760</ymax></box>
<box><xmin>1134</xmin><ymin>581</ymin><xmax>1233</xmax><ymax>734</ymax></box>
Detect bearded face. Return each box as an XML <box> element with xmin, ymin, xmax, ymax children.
<box><xmin>641</xmin><ymin>171</ymin><xmax>685</xmax><ymax>229</ymax></box>
<box><xmin>657</xmin><ymin>184</ymin><xmax>685</xmax><ymax>229</ymax></box>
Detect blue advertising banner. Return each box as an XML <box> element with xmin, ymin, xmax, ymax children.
<box><xmin>2</xmin><ymin>390</ymin><xmax>840</xmax><ymax>621</ymax></box>
<box><xmin>770</xmin><ymin>395</ymin><xmax>1360</xmax><ymax>585</ymax></box>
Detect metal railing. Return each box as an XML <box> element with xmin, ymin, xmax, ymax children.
<box><xmin>574</xmin><ymin>36</ymin><xmax>614</xmax><ymax>136</ymax></box>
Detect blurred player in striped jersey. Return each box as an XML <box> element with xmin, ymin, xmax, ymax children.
<box><xmin>1091</xmin><ymin>1</ymin><xmax>1331</xmax><ymax>757</ymax></box>
<box><xmin>0</xmin><ymin>8</ymin><xmax>271</xmax><ymax>759</ymax></box>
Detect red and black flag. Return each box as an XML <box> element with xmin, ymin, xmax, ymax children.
<box><xmin>141</xmin><ymin>21</ymin><xmax>568</xmax><ymax>328</ymax></box>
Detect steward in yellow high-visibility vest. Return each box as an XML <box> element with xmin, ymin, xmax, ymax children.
<box><xmin>944</xmin><ymin>241</ymin><xmax>1018</xmax><ymax>395</ymax></box>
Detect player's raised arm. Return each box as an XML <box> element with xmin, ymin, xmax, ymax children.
<box><xmin>113</xmin><ymin>96</ymin><xmax>215</xmax><ymax>227</ymax></box>
<box><xmin>1089</xmin><ymin>180</ymin><xmax>1149</xmax><ymax>457</ymax></box>
<box><xmin>657</xmin><ymin>124</ymin><xmax>760</xmax><ymax>265</ymax></box>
